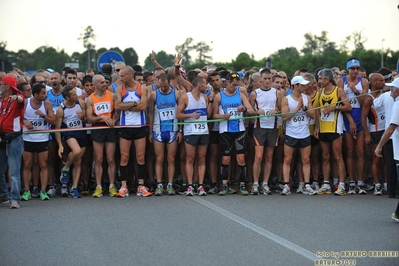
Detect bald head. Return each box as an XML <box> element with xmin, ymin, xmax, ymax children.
<box><xmin>369</xmin><ymin>73</ymin><xmax>384</xmax><ymax>91</ymax></box>
<box><xmin>92</xmin><ymin>74</ymin><xmax>105</xmax><ymax>85</ymax></box>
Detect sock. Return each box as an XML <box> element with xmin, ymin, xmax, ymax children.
<box><xmin>138</xmin><ymin>181</ymin><xmax>144</xmax><ymax>186</ymax></box>
<box><xmin>182</xmin><ymin>180</ymin><xmax>187</xmax><ymax>185</ymax></box>
<box><xmin>333</xmin><ymin>178</ymin><xmax>338</xmax><ymax>185</ymax></box>
<box><xmin>239</xmin><ymin>165</ymin><xmax>247</xmax><ymax>182</ymax></box>
<box><xmin>305</xmin><ymin>183</ymin><xmax>310</xmax><ymax>187</ymax></box>
<box><xmin>339</xmin><ymin>182</ymin><xmax>345</xmax><ymax>188</ymax></box>
<box><xmin>383</xmin><ymin>183</ymin><xmax>387</xmax><ymax>189</ymax></box>
<box><xmin>121</xmin><ymin>181</ymin><xmax>127</xmax><ymax>187</ymax></box>
<box><xmin>167</xmin><ymin>183</ymin><xmax>173</xmax><ymax>187</ymax></box>
<box><xmin>97</xmin><ymin>185</ymin><xmax>102</xmax><ymax>189</ymax></box>
<box><xmin>137</xmin><ymin>164</ymin><xmax>146</xmax><ymax>179</ymax></box>
<box><xmin>299</xmin><ymin>182</ymin><xmax>304</xmax><ymax>187</ymax></box>
<box><xmin>253</xmin><ymin>182</ymin><xmax>259</xmax><ymax>186</ymax></box>
<box><xmin>349</xmin><ymin>181</ymin><xmax>355</xmax><ymax>187</ymax></box>
<box><xmin>285</xmin><ymin>182</ymin><xmax>290</xmax><ymax>188</ymax></box>
<box><xmin>375</xmin><ymin>183</ymin><xmax>381</xmax><ymax>187</ymax></box>
<box><xmin>220</xmin><ymin>164</ymin><xmax>229</xmax><ymax>180</ymax></box>
<box><xmin>157</xmin><ymin>183</ymin><xmax>163</xmax><ymax>188</ymax></box>
<box><xmin>120</xmin><ymin>165</ymin><xmax>128</xmax><ymax>180</ymax></box>
<box><xmin>358</xmin><ymin>180</ymin><xmax>364</xmax><ymax>186</ymax></box>
<box><xmin>109</xmin><ymin>184</ymin><xmax>115</xmax><ymax>188</ymax></box>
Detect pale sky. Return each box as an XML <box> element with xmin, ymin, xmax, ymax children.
<box><xmin>1</xmin><ymin>0</ymin><xmax>398</xmax><ymax>66</ymax></box>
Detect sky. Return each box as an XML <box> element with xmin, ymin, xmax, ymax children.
<box><xmin>1</xmin><ymin>0</ymin><xmax>398</xmax><ymax>67</ymax></box>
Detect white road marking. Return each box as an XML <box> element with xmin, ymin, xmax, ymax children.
<box><xmin>191</xmin><ymin>197</ymin><xmax>318</xmax><ymax>261</ymax></box>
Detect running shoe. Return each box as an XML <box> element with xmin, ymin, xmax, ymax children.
<box><xmin>47</xmin><ymin>186</ymin><xmax>56</xmax><ymax>197</ymax></box>
<box><xmin>108</xmin><ymin>186</ymin><xmax>118</xmax><ymax>197</ymax></box>
<box><xmin>312</xmin><ymin>181</ymin><xmax>320</xmax><ymax>191</ymax></box>
<box><xmin>304</xmin><ymin>185</ymin><xmax>316</xmax><ymax>195</ymax></box>
<box><xmin>333</xmin><ymin>183</ymin><xmax>339</xmax><ymax>192</ymax></box>
<box><xmin>61</xmin><ymin>186</ymin><xmax>69</xmax><ymax>197</ymax></box>
<box><xmin>374</xmin><ymin>185</ymin><xmax>382</xmax><ymax>196</ymax></box>
<box><xmin>81</xmin><ymin>186</ymin><xmax>90</xmax><ymax>196</ymax></box>
<box><xmin>116</xmin><ymin>186</ymin><xmax>129</xmax><ymax>197</ymax></box>
<box><xmin>392</xmin><ymin>213</ymin><xmax>399</xmax><ymax>222</ymax></box>
<box><xmin>60</xmin><ymin>166</ymin><xmax>70</xmax><ymax>185</ymax></box>
<box><xmin>348</xmin><ymin>184</ymin><xmax>356</xmax><ymax>195</ymax></box>
<box><xmin>227</xmin><ymin>187</ymin><xmax>236</xmax><ymax>194</ymax></box>
<box><xmin>356</xmin><ymin>185</ymin><xmax>367</xmax><ymax>195</ymax></box>
<box><xmin>40</xmin><ymin>190</ymin><xmax>49</xmax><ymax>200</ymax></box>
<box><xmin>0</xmin><ymin>199</ymin><xmax>9</xmax><ymax>207</ymax></box>
<box><xmin>155</xmin><ymin>187</ymin><xmax>163</xmax><ymax>196</ymax></box>
<box><xmin>334</xmin><ymin>185</ymin><xmax>346</xmax><ymax>196</ymax></box>
<box><xmin>274</xmin><ymin>183</ymin><xmax>285</xmax><ymax>193</ymax></box>
<box><xmin>261</xmin><ymin>184</ymin><xmax>272</xmax><ymax>195</ymax></box>
<box><xmin>185</xmin><ymin>186</ymin><xmax>194</xmax><ymax>196</ymax></box>
<box><xmin>137</xmin><ymin>185</ymin><xmax>152</xmax><ymax>197</ymax></box>
<box><xmin>218</xmin><ymin>185</ymin><xmax>228</xmax><ymax>196</ymax></box>
<box><xmin>296</xmin><ymin>184</ymin><xmax>304</xmax><ymax>194</ymax></box>
<box><xmin>198</xmin><ymin>186</ymin><xmax>207</xmax><ymax>196</ymax></box>
<box><xmin>316</xmin><ymin>185</ymin><xmax>332</xmax><ymax>195</ymax></box>
<box><xmin>208</xmin><ymin>185</ymin><xmax>218</xmax><ymax>194</ymax></box>
<box><xmin>92</xmin><ymin>187</ymin><xmax>103</xmax><ymax>198</ymax></box>
<box><xmin>251</xmin><ymin>184</ymin><xmax>259</xmax><ymax>195</ymax></box>
<box><xmin>21</xmin><ymin>190</ymin><xmax>31</xmax><ymax>201</ymax></box>
<box><xmin>167</xmin><ymin>186</ymin><xmax>175</xmax><ymax>195</ymax></box>
<box><xmin>178</xmin><ymin>183</ymin><xmax>187</xmax><ymax>195</ymax></box>
<box><xmin>10</xmin><ymin>201</ymin><xmax>20</xmax><ymax>209</ymax></box>
<box><xmin>32</xmin><ymin>187</ymin><xmax>40</xmax><ymax>198</ymax></box>
<box><xmin>280</xmin><ymin>184</ymin><xmax>291</xmax><ymax>195</ymax></box>
<box><xmin>70</xmin><ymin>187</ymin><xmax>81</xmax><ymax>198</ymax></box>
<box><xmin>239</xmin><ymin>185</ymin><xmax>249</xmax><ymax>196</ymax></box>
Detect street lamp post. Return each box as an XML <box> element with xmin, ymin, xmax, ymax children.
<box><xmin>381</xmin><ymin>39</ymin><xmax>385</xmax><ymax>68</ymax></box>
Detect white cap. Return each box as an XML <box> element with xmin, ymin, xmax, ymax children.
<box><xmin>291</xmin><ymin>76</ymin><xmax>310</xmax><ymax>85</ymax></box>
<box><xmin>385</xmin><ymin>77</ymin><xmax>399</xmax><ymax>89</ymax></box>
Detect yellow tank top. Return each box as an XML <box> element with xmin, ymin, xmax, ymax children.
<box><xmin>308</xmin><ymin>91</ymin><xmax>319</xmax><ymax>135</ymax></box>
<box><xmin>319</xmin><ymin>86</ymin><xmax>340</xmax><ymax>133</ymax></box>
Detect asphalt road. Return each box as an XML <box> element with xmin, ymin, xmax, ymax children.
<box><xmin>1</xmin><ymin>192</ymin><xmax>398</xmax><ymax>266</ymax></box>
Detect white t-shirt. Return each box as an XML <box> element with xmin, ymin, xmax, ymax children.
<box><xmin>389</xmin><ymin>98</ymin><xmax>399</xmax><ymax>160</ymax></box>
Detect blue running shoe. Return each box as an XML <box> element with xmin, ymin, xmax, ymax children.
<box><xmin>60</xmin><ymin>166</ymin><xmax>70</xmax><ymax>185</ymax></box>
<box><xmin>70</xmin><ymin>187</ymin><xmax>81</xmax><ymax>199</ymax></box>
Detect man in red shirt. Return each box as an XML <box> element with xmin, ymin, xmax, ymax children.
<box><xmin>0</xmin><ymin>76</ymin><xmax>25</xmax><ymax>209</ymax></box>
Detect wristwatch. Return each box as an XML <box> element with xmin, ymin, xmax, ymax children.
<box><xmin>133</xmin><ymin>101</ymin><xmax>137</xmax><ymax>107</ymax></box>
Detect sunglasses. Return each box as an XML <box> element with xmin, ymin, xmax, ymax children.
<box><xmin>349</xmin><ymin>67</ymin><xmax>360</xmax><ymax>71</ymax></box>
<box><xmin>115</xmin><ymin>69</ymin><xmax>121</xmax><ymax>72</ymax></box>
<box><xmin>37</xmin><ymin>80</ymin><xmax>45</xmax><ymax>84</ymax></box>
<box><xmin>230</xmin><ymin>73</ymin><xmax>239</xmax><ymax>78</ymax></box>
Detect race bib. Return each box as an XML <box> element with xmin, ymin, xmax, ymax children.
<box><xmin>321</xmin><ymin>111</ymin><xmax>334</xmax><ymax>122</ymax></box>
<box><xmin>291</xmin><ymin>114</ymin><xmax>307</xmax><ymax>126</ymax></box>
<box><xmin>227</xmin><ymin>107</ymin><xmax>243</xmax><ymax>119</ymax></box>
<box><xmin>67</xmin><ymin>118</ymin><xmax>82</xmax><ymax>128</ymax></box>
<box><xmin>94</xmin><ymin>101</ymin><xmax>111</xmax><ymax>115</ymax></box>
<box><xmin>159</xmin><ymin>107</ymin><xmax>175</xmax><ymax>121</ymax></box>
<box><xmin>29</xmin><ymin>118</ymin><xmax>46</xmax><ymax>130</ymax></box>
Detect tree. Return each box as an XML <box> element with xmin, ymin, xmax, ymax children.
<box><xmin>78</xmin><ymin>26</ymin><xmax>96</xmax><ymax>49</ymax></box>
<box><xmin>301</xmin><ymin>31</ymin><xmax>337</xmax><ymax>55</ymax></box>
<box><xmin>194</xmin><ymin>41</ymin><xmax>212</xmax><ymax>63</ymax></box>
<box><xmin>175</xmin><ymin>38</ymin><xmax>195</xmax><ymax>65</ymax></box>
<box><xmin>122</xmin><ymin>48</ymin><xmax>139</xmax><ymax>66</ymax></box>
<box><xmin>352</xmin><ymin>30</ymin><xmax>367</xmax><ymax>50</ymax></box>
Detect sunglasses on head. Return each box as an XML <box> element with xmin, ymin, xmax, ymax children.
<box><xmin>230</xmin><ymin>73</ymin><xmax>239</xmax><ymax>79</ymax></box>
